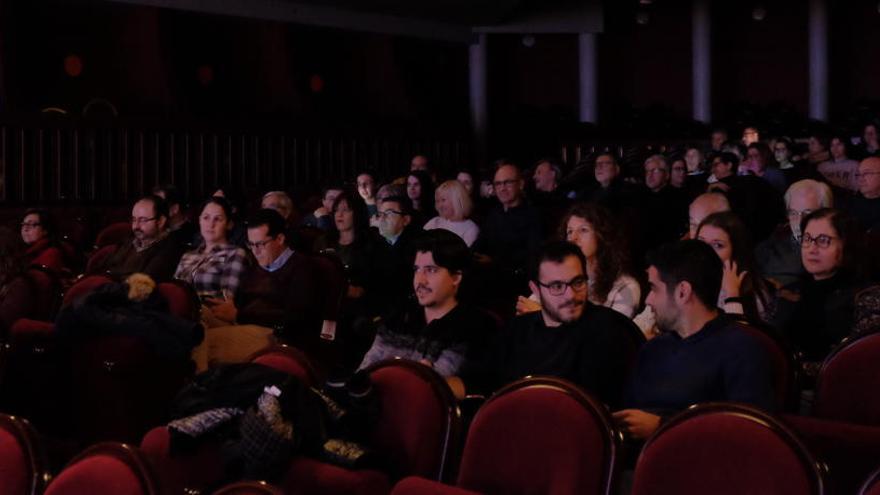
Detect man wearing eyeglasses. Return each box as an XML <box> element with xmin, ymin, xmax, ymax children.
<box><xmin>194</xmin><ymin>208</ymin><xmax>326</xmax><ymax>371</ymax></box>
<box><xmin>90</xmin><ymin>195</ymin><xmax>184</xmax><ymax>282</ymax></box>
<box><xmin>844</xmin><ymin>157</ymin><xmax>880</xmax><ymax>230</ymax></box>
<box><xmin>457</xmin><ymin>241</ymin><xmax>642</xmax><ymax>408</ymax></box>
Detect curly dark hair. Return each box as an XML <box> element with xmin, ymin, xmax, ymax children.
<box><xmin>557</xmin><ymin>202</ymin><xmax>631</xmax><ymax>303</ymax></box>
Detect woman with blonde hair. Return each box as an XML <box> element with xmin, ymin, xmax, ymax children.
<box><xmin>423</xmin><ymin>179</ymin><xmax>480</xmax><ymax>247</ymax></box>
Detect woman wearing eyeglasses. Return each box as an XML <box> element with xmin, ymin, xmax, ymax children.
<box><xmin>773</xmin><ymin>208</ymin><xmax>866</xmax><ymax>363</ymax></box>
<box><xmin>19</xmin><ymin>208</ymin><xmax>67</xmax><ymax>272</ymax></box>
<box><xmin>517</xmin><ymin>203</ymin><xmax>640</xmax><ymax>319</ymax></box>
<box><xmin>174</xmin><ymin>197</ymin><xmax>249</xmax><ymax>325</ymax></box>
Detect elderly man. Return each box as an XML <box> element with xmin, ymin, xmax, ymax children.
<box><xmin>91</xmin><ymin>195</ymin><xmax>184</xmax><ymax>281</ymax></box>
<box><xmin>845</xmin><ymin>157</ymin><xmax>880</xmax><ymax>230</ymax></box>
<box><xmin>756</xmin><ymin>179</ymin><xmax>833</xmax><ymax>289</ymax></box>
<box><xmin>687</xmin><ymin>192</ymin><xmax>731</xmax><ymax>239</ymax></box>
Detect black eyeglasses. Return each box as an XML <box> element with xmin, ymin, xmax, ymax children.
<box><xmin>20</xmin><ymin>222</ymin><xmax>42</xmax><ymax>229</ymax></box>
<box><xmin>492</xmin><ymin>179</ymin><xmax>519</xmax><ymax>188</ymax></box>
<box><xmin>130</xmin><ymin>216</ymin><xmax>157</xmax><ymax>225</ymax></box>
<box><xmin>801</xmin><ymin>233</ymin><xmax>838</xmax><ymax>249</ymax></box>
<box><xmin>536</xmin><ymin>276</ymin><xmax>588</xmax><ymax>296</ymax></box>
<box><xmin>247</xmin><ymin>236</ymin><xmax>277</xmax><ymax>249</ymax></box>
<box><xmin>376</xmin><ymin>210</ymin><xmax>404</xmax><ymax>219</ymax></box>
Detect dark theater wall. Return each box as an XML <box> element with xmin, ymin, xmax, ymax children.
<box><xmin>829</xmin><ymin>1</ymin><xmax>880</xmax><ymax>123</ymax></box>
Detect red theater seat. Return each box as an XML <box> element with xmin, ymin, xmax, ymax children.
<box><xmin>156</xmin><ymin>280</ymin><xmax>200</xmax><ymax>321</ymax></box>
<box><xmin>631</xmin><ymin>403</ymin><xmax>826</xmax><ymax>495</ymax></box>
<box><xmin>93</xmin><ymin>222</ymin><xmax>131</xmax><ymax>249</ymax></box>
<box><xmin>251</xmin><ymin>344</ymin><xmax>320</xmax><ymax>386</ymax></box>
<box><xmin>44</xmin><ymin>442</ymin><xmax>158</xmax><ymax>495</ymax></box>
<box><xmin>0</xmin><ymin>413</ymin><xmax>49</xmax><ymax>495</ymax></box>
<box><xmin>814</xmin><ymin>332</ymin><xmax>880</xmax><ymax>425</ymax></box>
<box><xmin>85</xmin><ymin>245</ymin><xmax>117</xmax><ymax>275</ymax></box>
<box><xmin>391</xmin><ymin>376</ymin><xmax>620</xmax><ymax>495</ymax></box>
<box><xmin>281</xmin><ymin>358</ymin><xmax>460</xmax><ymax>495</ymax></box>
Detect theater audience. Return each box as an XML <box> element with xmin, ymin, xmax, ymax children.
<box><xmin>696</xmin><ymin>212</ymin><xmax>775</xmax><ymax>323</ymax></box>
<box><xmin>406</xmin><ymin>170</ymin><xmax>435</xmax><ymax>226</ymax></box>
<box><xmin>473</xmin><ymin>162</ymin><xmax>543</xmax><ymax>295</ymax></box>
<box><xmin>153</xmin><ymin>184</ymin><xmax>197</xmax><ymax>248</ymax></box>
<box><xmin>743</xmin><ymin>142</ymin><xmax>787</xmax><ymax>192</ymax></box>
<box><xmin>192</xmin><ymin>209</ymin><xmax>323</xmax><ymax>371</ymax></box>
<box><xmin>757</xmin><ymin>179</ymin><xmax>833</xmax><ymax>289</ymax></box>
<box><xmin>818</xmin><ymin>135</ymin><xmax>860</xmax><ymax>192</ymax></box>
<box><xmin>461</xmin><ymin>241</ymin><xmax>641</xmax><ymax>407</ymax></box>
<box><xmin>613</xmin><ymin>240</ymin><xmax>775</xmax><ymax>440</ymax></box>
<box><xmin>358</xmin><ymin>229</ymin><xmax>493</xmax><ymax>377</ymax></box>
<box><xmin>532</xmin><ymin>159</ymin><xmax>560</xmax><ymax>194</ymax></box>
<box><xmin>90</xmin><ymin>195</ymin><xmax>184</xmax><ymax>282</ymax></box>
<box><xmin>355</xmin><ymin>171</ymin><xmax>378</xmax><ymax>216</ymax></box>
<box><xmin>669</xmin><ymin>158</ymin><xmax>688</xmax><ymax>190</ymax></box>
<box><xmin>845</xmin><ymin>157</ymin><xmax>880</xmax><ymax>230</ymax></box>
<box><xmin>301</xmin><ymin>185</ymin><xmax>343</xmax><ymax>231</ymax></box>
<box><xmin>687</xmin><ymin>192</ymin><xmax>731</xmax><ymax>239</ymax></box>
<box><xmin>0</xmin><ymin>228</ymin><xmax>33</xmax><ymax>336</ymax></box>
<box><xmin>456</xmin><ymin>169</ymin><xmax>476</xmax><ymax>197</ymax></box>
<box><xmin>517</xmin><ymin>203</ymin><xmax>640</xmax><ymax>318</ymax></box>
<box><xmin>712</xmin><ymin>151</ymin><xmax>786</xmax><ymax>243</ymax></box>
<box><xmin>19</xmin><ymin>208</ymin><xmax>66</xmax><ymax>272</ymax></box>
<box><xmin>423</xmin><ymin>180</ymin><xmax>480</xmax><ymax>247</ymax></box>
<box><xmin>314</xmin><ymin>190</ymin><xmax>390</xmax><ymax>317</ymax></box>
<box><xmin>773</xmin><ymin>208</ymin><xmax>865</xmax><ymax>363</ymax></box>
<box><xmin>174</xmin><ymin>197</ymin><xmax>249</xmax><ymax>305</ymax></box>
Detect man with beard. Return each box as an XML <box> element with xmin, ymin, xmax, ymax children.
<box><xmin>458</xmin><ymin>241</ymin><xmax>643</xmax><ymax>408</ymax></box>
<box><xmin>357</xmin><ymin>229</ymin><xmax>494</xmax><ymax>377</ymax></box>
<box><xmin>613</xmin><ymin>240</ymin><xmax>775</xmax><ymax>440</ymax></box>
<box><xmin>91</xmin><ymin>194</ymin><xmax>184</xmax><ymax>281</ymax></box>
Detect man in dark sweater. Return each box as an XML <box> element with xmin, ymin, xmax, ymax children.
<box><xmin>613</xmin><ymin>240</ymin><xmax>775</xmax><ymax>440</ymax></box>
<box><xmin>845</xmin><ymin>157</ymin><xmax>880</xmax><ymax>229</ymax></box>
<box><xmin>92</xmin><ymin>195</ymin><xmax>184</xmax><ymax>282</ymax></box>
<box><xmin>196</xmin><ymin>209</ymin><xmax>325</xmax><ymax>371</ymax></box>
<box><xmin>459</xmin><ymin>241</ymin><xmax>643</xmax><ymax>408</ymax></box>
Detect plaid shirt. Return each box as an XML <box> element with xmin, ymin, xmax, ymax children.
<box><xmin>174</xmin><ymin>243</ymin><xmax>249</xmax><ymax>299</ymax></box>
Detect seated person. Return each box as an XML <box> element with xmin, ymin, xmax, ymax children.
<box><xmin>301</xmin><ymin>185</ymin><xmax>343</xmax><ymax>231</ymax></box>
<box><xmin>0</xmin><ymin>228</ymin><xmax>34</xmax><ymax>336</ymax></box>
<box><xmin>757</xmin><ymin>179</ymin><xmax>832</xmax><ymax>289</ymax></box>
<box><xmin>773</xmin><ymin>208</ymin><xmax>865</xmax><ymax>363</ymax></box>
<box><xmin>174</xmin><ymin>197</ymin><xmax>250</xmax><ymax>303</ymax></box>
<box><xmin>845</xmin><ymin>157</ymin><xmax>880</xmax><ymax>230</ymax></box>
<box><xmin>461</xmin><ymin>241</ymin><xmax>642</xmax><ymax>408</ymax></box>
<box><xmin>153</xmin><ymin>184</ymin><xmax>197</xmax><ymax>249</ymax></box>
<box><xmin>686</xmin><ymin>192</ymin><xmax>731</xmax><ymax>239</ymax></box>
<box><xmin>193</xmin><ymin>209</ymin><xmax>324</xmax><ymax>371</ymax></box>
<box><xmin>613</xmin><ymin>240</ymin><xmax>775</xmax><ymax>440</ymax></box>
<box><xmin>19</xmin><ymin>208</ymin><xmax>67</xmax><ymax>272</ymax></box>
<box><xmin>358</xmin><ymin>229</ymin><xmax>494</xmax><ymax>378</ymax></box>
<box><xmin>355</xmin><ymin>171</ymin><xmax>379</xmax><ymax>216</ymax></box>
<box><xmin>423</xmin><ymin>179</ymin><xmax>480</xmax><ymax>247</ymax></box>
<box><xmin>517</xmin><ymin>203</ymin><xmax>641</xmax><ymax>319</ymax></box>
<box><xmin>90</xmin><ymin>195</ymin><xmax>184</xmax><ymax>282</ymax></box>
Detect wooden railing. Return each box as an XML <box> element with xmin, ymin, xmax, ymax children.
<box><xmin>0</xmin><ymin>121</ymin><xmax>469</xmax><ymax>204</ymax></box>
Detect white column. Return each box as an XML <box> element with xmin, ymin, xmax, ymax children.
<box><xmin>692</xmin><ymin>0</ymin><xmax>711</xmax><ymax>123</ymax></box>
<box><xmin>578</xmin><ymin>33</ymin><xmax>598</xmax><ymax>123</ymax></box>
<box><xmin>469</xmin><ymin>34</ymin><xmax>488</xmax><ymax>163</ymax></box>
<box><xmin>808</xmin><ymin>0</ymin><xmax>828</xmax><ymax>121</ymax></box>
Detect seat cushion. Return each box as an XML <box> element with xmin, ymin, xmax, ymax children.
<box><xmin>391</xmin><ymin>476</ymin><xmax>481</xmax><ymax>495</ymax></box>
<box><xmin>46</xmin><ymin>455</ymin><xmax>143</xmax><ymax>495</ymax></box>
<box><xmin>282</xmin><ymin>457</ymin><xmax>390</xmax><ymax>495</ymax></box>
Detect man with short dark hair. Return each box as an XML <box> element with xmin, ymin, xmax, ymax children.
<box><xmin>460</xmin><ymin>241</ymin><xmax>642</xmax><ymax>407</ymax></box>
<box><xmin>301</xmin><ymin>186</ymin><xmax>343</xmax><ymax>231</ymax></box>
<box><xmin>358</xmin><ymin>229</ymin><xmax>493</xmax><ymax>377</ymax></box>
<box><xmin>613</xmin><ymin>240</ymin><xmax>775</xmax><ymax>439</ymax></box>
<box><xmin>92</xmin><ymin>194</ymin><xmax>184</xmax><ymax>281</ymax></box>
<box><xmin>194</xmin><ymin>209</ymin><xmax>326</xmax><ymax>371</ymax></box>
<box><xmin>845</xmin><ymin>157</ymin><xmax>880</xmax><ymax>230</ymax></box>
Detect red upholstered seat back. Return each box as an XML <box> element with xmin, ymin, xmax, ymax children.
<box><xmin>367</xmin><ymin>360</ymin><xmax>459</xmax><ymax>481</ymax></box>
<box><xmin>156</xmin><ymin>281</ymin><xmax>199</xmax><ymax>321</ymax></box>
<box><xmin>736</xmin><ymin>323</ymin><xmax>798</xmax><ymax>411</ymax></box>
<box><xmin>94</xmin><ymin>222</ymin><xmax>131</xmax><ymax>248</ymax></box>
<box><xmin>457</xmin><ymin>377</ymin><xmax>618</xmax><ymax>495</ymax></box>
<box><xmin>252</xmin><ymin>345</ymin><xmax>319</xmax><ymax>386</ymax></box>
<box><xmin>815</xmin><ymin>332</ymin><xmax>880</xmax><ymax>425</ymax></box>
<box><xmin>211</xmin><ymin>481</ymin><xmax>284</xmax><ymax>495</ymax></box>
<box><xmin>632</xmin><ymin>403</ymin><xmax>825</xmax><ymax>495</ymax></box>
<box><xmin>63</xmin><ymin>275</ymin><xmax>114</xmax><ymax>307</ymax></box>
<box><xmin>0</xmin><ymin>414</ymin><xmax>48</xmax><ymax>495</ymax></box>
<box><xmin>45</xmin><ymin>443</ymin><xmax>157</xmax><ymax>495</ymax></box>
<box><xmin>861</xmin><ymin>467</ymin><xmax>880</xmax><ymax>495</ymax></box>
<box><xmin>24</xmin><ymin>267</ymin><xmax>61</xmax><ymax>321</ymax></box>
<box><xmin>85</xmin><ymin>244</ymin><xmax>117</xmax><ymax>274</ymax></box>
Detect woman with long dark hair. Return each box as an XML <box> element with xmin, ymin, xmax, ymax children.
<box><xmin>406</xmin><ymin>170</ymin><xmax>435</xmax><ymax>227</ymax></box>
<box><xmin>696</xmin><ymin>211</ymin><xmax>775</xmax><ymax>323</ymax></box>
<box><xmin>517</xmin><ymin>203</ymin><xmax>640</xmax><ymax>318</ymax></box>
